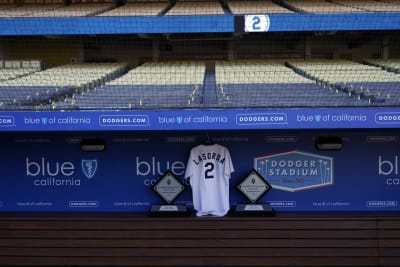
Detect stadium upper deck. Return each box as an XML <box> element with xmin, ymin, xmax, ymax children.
<box><xmin>0</xmin><ymin>1</ymin><xmax>399</xmax><ymax>36</ymax></box>
<box><xmin>0</xmin><ymin>0</ymin><xmax>399</xmax><ymax>131</ymax></box>
<box><xmin>1</xmin><ymin>0</ymin><xmax>400</xmax><ymax>17</ymax></box>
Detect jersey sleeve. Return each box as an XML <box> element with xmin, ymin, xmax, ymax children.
<box><xmin>224</xmin><ymin>147</ymin><xmax>234</xmax><ymax>180</ymax></box>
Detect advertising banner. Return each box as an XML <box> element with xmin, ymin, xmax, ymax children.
<box><xmin>1</xmin><ymin>107</ymin><xmax>400</xmax><ymax>131</ymax></box>
<box><xmin>0</xmin><ymin>130</ymin><xmax>399</xmax><ymax>212</ymax></box>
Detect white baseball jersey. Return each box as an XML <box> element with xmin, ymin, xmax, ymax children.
<box><xmin>185</xmin><ymin>144</ymin><xmax>234</xmax><ymax>217</ymax></box>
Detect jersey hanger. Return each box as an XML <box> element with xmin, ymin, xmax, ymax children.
<box><xmin>203</xmin><ymin>132</ymin><xmax>214</xmax><ymax>145</ymax></box>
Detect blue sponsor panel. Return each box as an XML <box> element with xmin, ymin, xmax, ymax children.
<box><xmin>1</xmin><ymin>107</ymin><xmax>400</xmax><ymax>131</ymax></box>
<box><xmin>0</xmin><ymin>130</ymin><xmax>399</xmax><ymax>212</ymax></box>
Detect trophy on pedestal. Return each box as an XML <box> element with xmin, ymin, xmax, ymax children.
<box><xmin>149</xmin><ymin>170</ymin><xmax>188</xmax><ymax>216</ymax></box>
<box><xmin>235</xmin><ymin>169</ymin><xmax>274</xmax><ymax>216</ymax></box>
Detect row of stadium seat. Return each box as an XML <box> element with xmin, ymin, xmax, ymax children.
<box><xmin>32</xmin><ymin>3</ymin><xmax>113</xmax><ymax>17</ymax></box>
<box><xmin>1</xmin><ymin>60</ymin><xmax>41</xmax><ymax>82</ymax></box>
<box><xmin>0</xmin><ymin>85</ymin><xmax>75</xmax><ymax>107</ymax></box>
<box><xmin>1</xmin><ymin>62</ymin><xmax>128</xmax><ymax>87</ymax></box>
<box><xmin>283</xmin><ymin>0</ymin><xmax>362</xmax><ymax>13</ymax></box>
<box><xmin>1</xmin><ymin>0</ymin><xmax>400</xmax><ymax>17</ymax></box>
<box><xmin>215</xmin><ymin>60</ymin><xmax>375</xmax><ymax>107</ymax></box>
<box><xmin>0</xmin><ymin>68</ymin><xmax>38</xmax><ymax>82</ymax></box>
<box><xmin>0</xmin><ymin>59</ymin><xmax>42</xmax><ymax>70</ymax></box>
<box><xmin>215</xmin><ymin>60</ymin><xmax>313</xmax><ymax>84</ymax></box>
<box><xmin>0</xmin><ymin>62</ymin><xmax>128</xmax><ymax>109</ymax></box>
<box><xmin>56</xmin><ymin>85</ymin><xmax>203</xmax><ymax>110</ymax></box>
<box><xmin>227</xmin><ymin>0</ymin><xmax>293</xmax><ymax>14</ymax></box>
<box><xmin>165</xmin><ymin>1</ymin><xmax>225</xmax><ymax>15</ymax></box>
<box><xmin>363</xmin><ymin>58</ymin><xmax>400</xmax><ymax>74</ymax></box>
<box><xmin>0</xmin><ymin>0</ymin><xmax>111</xmax><ymax>3</ymax></box>
<box><xmin>286</xmin><ymin>59</ymin><xmax>400</xmax><ymax>104</ymax></box>
<box><xmin>0</xmin><ymin>3</ymin><xmax>114</xmax><ymax>17</ymax></box>
<box><xmin>1</xmin><ymin>59</ymin><xmax>399</xmax><ymax>110</ymax></box>
<box><xmin>107</xmin><ymin>61</ymin><xmax>205</xmax><ymax>85</ymax></box>
<box><xmin>331</xmin><ymin>0</ymin><xmax>400</xmax><ymax>12</ymax></box>
<box><xmin>97</xmin><ymin>2</ymin><xmax>169</xmax><ymax>16</ymax></box>
<box><xmin>216</xmin><ymin>83</ymin><xmax>370</xmax><ymax>107</ymax></box>
<box><xmin>54</xmin><ymin>61</ymin><xmax>205</xmax><ymax>109</ymax></box>
<box><xmin>284</xmin><ymin>0</ymin><xmax>400</xmax><ymax>13</ymax></box>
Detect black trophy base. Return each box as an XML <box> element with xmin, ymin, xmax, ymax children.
<box><xmin>149</xmin><ymin>204</ymin><xmax>189</xmax><ymax>217</ymax></box>
<box><xmin>235</xmin><ymin>203</ymin><xmax>275</xmax><ymax>216</ymax></box>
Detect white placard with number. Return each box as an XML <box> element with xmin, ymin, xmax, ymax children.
<box><xmin>244</xmin><ymin>15</ymin><xmax>271</xmax><ymax>32</ymax></box>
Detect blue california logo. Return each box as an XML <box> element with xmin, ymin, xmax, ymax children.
<box><xmin>81</xmin><ymin>159</ymin><xmax>98</xmax><ymax>179</ymax></box>
<box><xmin>254</xmin><ymin>150</ymin><xmax>334</xmax><ymax>192</ymax></box>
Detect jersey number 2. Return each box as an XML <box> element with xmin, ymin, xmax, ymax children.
<box><xmin>204</xmin><ymin>162</ymin><xmax>214</xmax><ymax>179</ymax></box>
<box><xmin>252</xmin><ymin>16</ymin><xmax>261</xmax><ymax>30</ymax></box>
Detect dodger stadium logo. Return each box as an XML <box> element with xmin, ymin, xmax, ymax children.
<box><xmin>254</xmin><ymin>150</ymin><xmax>334</xmax><ymax>192</ymax></box>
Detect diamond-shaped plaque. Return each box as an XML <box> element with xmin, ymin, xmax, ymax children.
<box><xmin>237</xmin><ymin>169</ymin><xmax>271</xmax><ymax>203</ymax></box>
<box><xmin>152</xmin><ymin>170</ymin><xmax>185</xmax><ymax>204</ymax></box>
<box><xmin>236</xmin><ymin>169</ymin><xmax>274</xmax><ymax>216</ymax></box>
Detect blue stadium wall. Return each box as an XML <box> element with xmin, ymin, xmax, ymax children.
<box><xmin>1</xmin><ymin>128</ymin><xmax>400</xmax><ymax>213</ymax></box>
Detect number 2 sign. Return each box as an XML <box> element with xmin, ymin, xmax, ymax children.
<box><xmin>244</xmin><ymin>15</ymin><xmax>271</xmax><ymax>32</ymax></box>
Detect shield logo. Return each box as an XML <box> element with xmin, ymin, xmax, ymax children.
<box><xmin>81</xmin><ymin>159</ymin><xmax>98</xmax><ymax>179</ymax></box>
